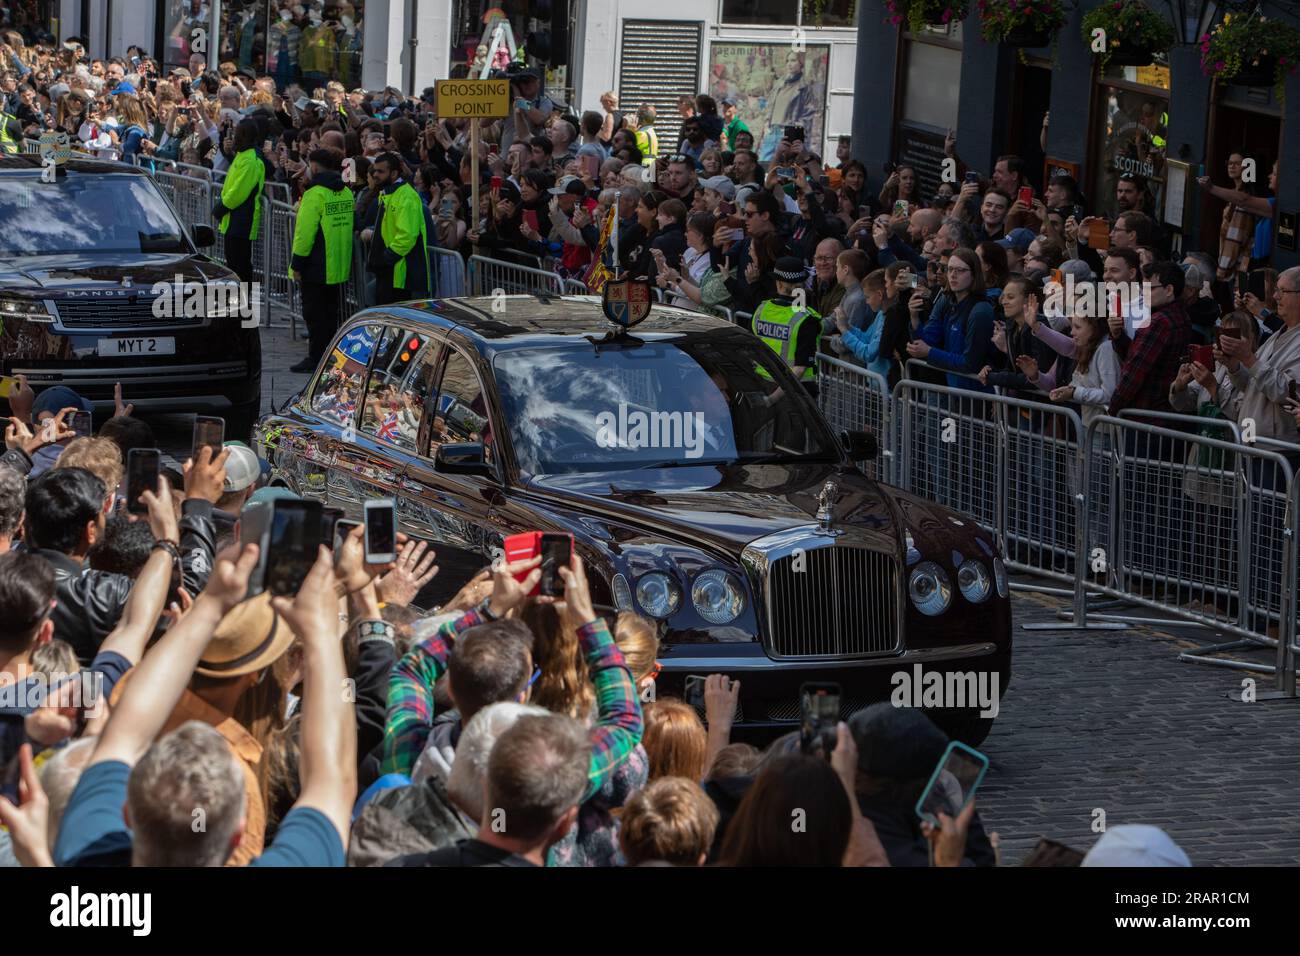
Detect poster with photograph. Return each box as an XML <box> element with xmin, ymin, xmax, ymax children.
<box><xmin>708</xmin><ymin>42</ymin><xmax>829</xmax><ymax>163</ymax></box>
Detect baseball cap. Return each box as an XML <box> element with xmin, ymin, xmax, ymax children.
<box><xmin>32</xmin><ymin>386</ymin><xmax>91</xmax><ymax>418</ymax></box>
<box><xmin>1058</xmin><ymin>258</ymin><xmax>1096</xmax><ymax>283</ymax></box>
<box><xmin>998</xmin><ymin>227</ymin><xmax>1037</xmax><ymax>253</ymax></box>
<box><xmin>548</xmin><ymin>174</ymin><xmax>586</xmax><ymax>196</ymax></box>
<box><xmin>699</xmin><ymin>175</ymin><xmax>736</xmax><ymax>201</ymax></box>
<box><xmin>721</xmin><ymin>95</ymin><xmax>738</xmax><ymax>107</ymax></box>
<box><xmin>1082</xmin><ymin>825</ymin><xmax>1191</xmax><ymax>867</ymax></box>
<box><xmin>222</xmin><ymin>442</ymin><xmax>261</xmax><ymax>494</ymax></box>
<box><xmin>113</xmin><ymin>80</ymin><xmax>137</xmax><ymax>96</ymax></box>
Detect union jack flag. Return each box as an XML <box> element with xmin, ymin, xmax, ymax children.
<box><xmin>377</xmin><ymin>412</ymin><xmax>400</xmax><ymax>441</ymax></box>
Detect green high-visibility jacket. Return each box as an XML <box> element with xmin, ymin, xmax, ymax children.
<box><xmin>635</xmin><ymin>126</ymin><xmax>658</xmax><ymax>167</ymax></box>
<box><xmin>215</xmin><ymin>148</ymin><xmax>264</xmax><ymax>240</ymax></box>
<box><xmin>291</xmin><ymin>171</ymin><xmax>353</xmax><ymax>285</ymax></box>
<box><xmin>752</xmin><ymin>298</ymin><xmax>821</xmax><ymax>381</ymax></box>
<box><xmin>378</xmin><ymin>181</ymin><xmax>430</xmax><ymax>292</ymax></box>
<box><xmin>0</xmin><ymin>112</ymin><xmax>18</xmax><ymax>154</ymax></box>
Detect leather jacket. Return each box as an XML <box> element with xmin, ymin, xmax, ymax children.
<box><xmin>35</xmin><ymin>499</ymin><xmax>219</xmax><ymax>663</ymax></box>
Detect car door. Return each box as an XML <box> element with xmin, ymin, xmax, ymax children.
<box><xmin>275</xmin><ymin>321</ymin><xmax>382</xmax><ymax>504</ymax></box>
<box><xmin>397</xmin><ymin>343</ymin><xmax>503</xmax><ymax>605</ymax></box>
<box><xmin>327</xmin><ymin>323</ymin><xmax>424</xmax><ymax>527</ymax></box>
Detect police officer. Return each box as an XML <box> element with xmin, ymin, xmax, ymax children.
<box><xmin>751</xmin><ymin>256</ymin><xmax>822</xmax><ymax>397</ymax></box>
<box><xmin>363</xmin><ymin>152</ymin><xmax>431</xmax><ymax>304</ymax></box>
<box><xmin>212</xmin><ymin>119</ymin><xmax>265</xmax><ymax>284</ymax></box>
<box><xmin>633</xmin><ymin>103</ymin><xmax>659</xmax><ymax>168</ymax></box>
<box><xmin>290</xmin><ymin>146</ymin><xmax>354</xmax><ymax>372</ymax></box>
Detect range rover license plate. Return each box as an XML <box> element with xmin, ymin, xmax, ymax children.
<box><xmin>96</xmin><ymin>337</ymin><xmax>176</xmax><ymax>356</ymax></box>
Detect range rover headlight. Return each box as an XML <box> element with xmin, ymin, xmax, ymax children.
<box><xmin>691</xmin><ymin>569</ymin><xmax>745</xmax><ymax>625</ymax></box>
<box><xmin>958</xmin><ymin>559</ymin><xmax>991</xmax><ymax>604</ymax></box>
<box><xmin>0</xmin><ymin>295</ymin><xmax>53</xmax><ymax>323</ymax></box>
<box><xmin>993</xmin><ymin>557</ymin><xmax>1008</xmax><ymax>598</ymax></box>
<box><xmin>635</xmin><ymin>571</ymin><xmax>682</xmax><ymax>619</ymax></box>
<box><xmin>908</xmin><ymin>561</ymin><xmax>951</xmax><ymax>616</ymax></box>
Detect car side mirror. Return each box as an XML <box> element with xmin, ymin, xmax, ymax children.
<box><xmin>192</xmin><ymin>223</ymin><xmax>216</xmax><ymax>247</ymax></box>
<box><xmin>435</xmin><ymin>441</ymin><xmax>493</xmax><ymax>476</ymax></box>
<box><xmin>841</xmin><ymin>429</ymin><xmax>878</xmax><ymax>462</ymax></box>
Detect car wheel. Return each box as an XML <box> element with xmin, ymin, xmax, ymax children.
<box><xmin>225</xmin><ymin>400</ymin><xmax>261</xmax><ymax>445</ymax></box>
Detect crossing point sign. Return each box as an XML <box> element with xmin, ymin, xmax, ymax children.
<box><xmin>435</xmin><ymin>80</ymin><xmax>510</xmax><ymax>119</ymax></box>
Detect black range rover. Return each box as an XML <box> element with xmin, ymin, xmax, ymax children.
<box><xmin>256</xmin><ymin>296</ymin><xmax>1012</xmax><ymax>743</ymax></box>
<box><xmin>0</xmin><ymin>155</ymin><xmax>261</xmax><ymax>436</ymax></box>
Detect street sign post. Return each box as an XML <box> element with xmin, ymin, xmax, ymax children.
<box><xmin>434</xmin><ymin>80</ymin><xmax>511</xmax><ymax>261</ymax></box>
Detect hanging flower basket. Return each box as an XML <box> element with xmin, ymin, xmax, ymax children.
<box><xmin>883</xmin><ymin>0</ymin><xmax>970</xmax><ymax>32</ymax></box>
<box><xmin>1081</xmin><ymin>0</ymin><xmax>1175</xmax><ymax>70</ymax></box>
<box><xmin>979</xmin><ymin>0</ymin><xmax>1067</xmax><ymax>49</ymax></box>
<box><xmin>1200</xmin><ymin>12</ymin><xmax>1300</xmax><ymax>99</ymax></box>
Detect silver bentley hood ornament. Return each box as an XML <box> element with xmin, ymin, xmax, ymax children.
<box><xmin>815</xmin><ymin>480</ymin><xmax>837</xmax><ymax>534</ymax></box>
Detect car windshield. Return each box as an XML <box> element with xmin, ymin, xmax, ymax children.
<box><xmin>0</xmin><ymin>172</ymin><xmax>189</xmax><ymax>256</ymax></box>
<box><xmin>492</xmin><ymin>332</ymin><xmax>839</xmax><ymax>476</ymax></box>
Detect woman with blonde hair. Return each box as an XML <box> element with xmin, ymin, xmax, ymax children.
<box><xmin>614</xmin><ymin>611</ymin><xmax>660</xmax><ymax>692</ymax></box>
<box><xmin>115</xmin><ymin>95</ymin><xmax>154</xmax><ymax>160</ymax></box>
<box><xmin>55</xmin><ymin>91</ymin><xmax>89</xmax><ymax>136</ymax></box>
<box><xmin>518</xmin><ymin>600</ymin><xmax>593</xmax><ymax>720</ymax></box>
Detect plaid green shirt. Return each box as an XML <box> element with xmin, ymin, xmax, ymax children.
<box><xmin>380</xmin><ymin>607</ymin><xmax>643</xmax><ymax>801</ymax></box>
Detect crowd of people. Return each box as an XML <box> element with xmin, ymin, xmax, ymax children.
<box><xmin>0</xmin><ymin>28</ymin><xmax>1288</xmax><ymax>870</ymax></box>
<box><xmin>0</xmin><ymin>384</ymin><xmax>1196</xmax><ymax>869</ymax></box>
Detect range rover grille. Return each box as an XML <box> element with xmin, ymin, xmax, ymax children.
<box><xmin>54</xmin><ymin>297</ymin><xmax>204</xmax><ymax>328</ymax></box>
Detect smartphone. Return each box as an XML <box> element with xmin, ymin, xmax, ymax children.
<box><xmin>439</xmin><ymin>197</ymin><xmax>455</xmax><ymax>217</ymax></box>
<box><xmin>883</xmin><ymin>160</ymin><xmax>896</xmax><ymax>176</ymax></box>
<box><xmin>1017</xmin><ymin>186</ymin><xmax>1033</xmax><ymax>206</ymax></box>
<box><xmin>320</xmin><ymin>506</ymin><xmax>345</xmax><ymax>545</ymax></box>
<box><xmin>582</xmin><ymin>153</ymin><xmax>599</xmax><ymax>180</ymax></box>
<box><xmin>1218</xmin><ymin>326</ymin><xmax>1241</xmax><ymax>340</ymax></box>
<box><xmin>265</xmin><ymin>499</ymin><xmax>323</xmax><ymax>597</ymax></box>
<box><xmin>1072</xmin><ymin>204</ymin><xmax>1084</xmax><ymax>222</ymax></box>
<box><xmin>490</xmin><ymin>174</ymin><xmax>502</xmax><ymax>191</ymax></box>
<box><xmin>538</xmin><ymin>532</ymin><xmax>573</xmax><ymax>598</ymax></box>
<box><xmin>784</xmin><ymin>125</ymin><xmax>805</xmax><ymax>143</ymax></box>
<box><xmin>1191</xmin><ymin>344</ymin><xmax>1214</xmax><ymax>370</ymax></box>
<box><xmin>514</xmin><ymin>97</ymin><xmax>530</xmax><ymax>112</ymax></box>
<box><xmin>334</xmin><ymin>517</ymin><xmax>361</xmax><ymax>553</ymax></box>
<box><xmin>126</xmin><ymin>448</ymin><xmax>160</xmax><ymax>515</ymax></box>
<box><xmin>1088</xmin><ymin>218</ymin><xmax>1111</xmax><ymax>250</ymax></box>
<box><xmin>915</xmin><ymin>741</ymin><xmax>990</xmax><ymax>827</ymax></box>
<box><xmin>908</xmin><ymin>273</ymin><xmax>922</xmax><ymax>289</ymax></box>
<box><xmin>717</xmin><ymin>201</ymin><xmax>735</xmax><ymax>217</ymax></box>
<box><xmin>488</xmin><ymin>142</ymin><xmax>500</xmax><ymax>156</ymax></box>
<box><xmin>1236</xmin><ymin>272</ymin><xmax>1248</xmax><ymax>297</ymax></box>
<box><xmin>683</xmin><ymin>675</ymin><xmax>707</xmax><ymax>712</ymax></box>
<box><xmin>293</xmin><ymin>95</ymin><xmax>311</xmax><ymax>111</ymax></box>
<box><xmin>775</xmin><ymin>166</ymin><xmax>796</xmax><ymax>180</ymax></box>
<box><xmin>71</xmin><ymin>410</ymin><xmax>92</xmax><ymax>439</ymax></box>
<box><xmin>964</xmin><ymin>171</ymin><xmax>980</xmax><ymax>186</ymax></box>
<box><xmin>364</xmin><ymin>498</ymin><xmax>397</xmax><ymax>564</ymax></box>
<box><xmin>192</xmin><ymin>415</ymin><xmax>224</xmax><ymax>463</ymax></box>
<box><xmin>893</xmin><ymin>199</ymin><xmax>909</xmax><ymax>217</ymax></box>
<box><xmin>798</xmin><ymin>681</ymin><xmax>841</xmax><ymax>757</ymax></box>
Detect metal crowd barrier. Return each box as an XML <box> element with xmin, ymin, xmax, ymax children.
<box><xmin>467</xmin><ymin>254</ymin><xmax>566</xmax><ymax>297</ymax></box>
<box><xmin>432</xmin><ymin>247</ymin><xmax>467</xmax><ymax>298</ymax></box>
<box><xmin>821</xmin><ymin>351</ymin><xmax>1300</xmax><ymax>696</ymax></box>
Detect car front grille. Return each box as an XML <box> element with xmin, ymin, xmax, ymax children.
<box><xmin>765</xmin><ymin>544</ymin><xmax>900</xmax><ymax>659</ymax></box>
<box><xmin>53</xmin><ymin>297</ymin><xmax>204</xmax><ymax>329</ymax></box>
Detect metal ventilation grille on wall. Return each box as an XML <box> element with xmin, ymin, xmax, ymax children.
<box><xmin>617</xmin><ymin>20</ymin><xmax>703</xmax><ymax>154</ymax></box>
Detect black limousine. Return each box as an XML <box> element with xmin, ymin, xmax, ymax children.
<box><xmin>254</xmin><ymin>295</ymin><xmax>1011</xmax><ymax>742</ymax></box>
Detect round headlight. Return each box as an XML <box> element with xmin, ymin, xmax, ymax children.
<box><xmin>958</xmin><ymin>560</ymin><xmax>991</xmax><ymax>604</ymax></box>
<box><xmin>612</xmin><ymin>573</ymin><xmax>633</xmax><ymax>611</ymax></box>
<box><xmin>908</xmin><ymin>561</ymin><xmax>951</xmax><ymax>616</ymax></box>
<box><xmin>691</xmin><ymin>569</ymin><xmax>745</xmax><ymax>624</ymax></box>
<box><xmin>993</xmin><ymin>557</ymin><xmax>1008</xmax><ymax>598</ymax></box>
<box><xmin>636</xmin><ymin>572</ymin><xmax>682</xmax><ymax>619</ymax></box>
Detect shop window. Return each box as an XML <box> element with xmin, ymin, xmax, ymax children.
<box><xmin>801</xmin><ymin>0</ymin><xmax>856</xmax><ymax>27</ymax></box>
<box><xmin>162</xmin><ymin>0</ymin><xmax>215</xmax><ymax>72</ymax></box>
<box><xmin>721</xmin><ymin>0</ymin><xmax>799</xmax><ymax>25</ymax></box>
<box><xmin>901</xmin><ymin>40</ymin><xmax>961</xmax><ymax>131</ymax></box>
<box><xmin>1090</xmin><ymin>78</ymin><xmax>1170</xmax><ymax>223</ymax></box>
<box><xmin>215</xmin><ymin>2</ymin><xmax>365</xmax><ymax>90</ymax></box>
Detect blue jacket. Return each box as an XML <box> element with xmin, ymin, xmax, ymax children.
<box><xmin>919</xmin><ymin>292</ymin><xmax>995</xmax><ymax>392</ymax></box>
<box><xmin>841</xmin><ymin>308</ymin><xmax>893</xmax><ymax>381</ymax></box>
